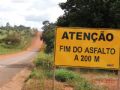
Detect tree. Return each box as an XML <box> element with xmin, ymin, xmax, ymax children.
<box><xmin>42</xmin><ymin>20</ymin><xmax>50</xmax><ymax>26</ymax></box>
<box><xmin>57</xmin><ymin>0</ymin><xmax>120</xmax><ymax>28</ymax></box>
<box><xmin>6</xmin><ymin>22</ymin><xmax>10</xmax><ymax>27</ymax></box>
<box><xmin>6</xmin><ymin>22</ymin><xmax>11</xmax><ymax>35</ymax></box>
<box><xmin>42</xmin><ymin>21</ymin><xmax>56</xmax><ymax>53</ymax></box>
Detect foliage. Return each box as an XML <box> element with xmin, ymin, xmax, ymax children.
<box><xmin>23</xmin><ymin>68</ymin><xmax>45</xmax><ymax>90</ymax></box>
<box><xmin>34</xmin><ymin>51</ymin><xmax>54</xmax><ymax>70</ymax></box>
<box><xmin>68</xmin><ymin>77</ymin><xmax>106</xmax><ymax>90</ymax></box>
<box><xmin>3</xmin><ymin>32</ymin><xmax>21</xmax><ymax>46</ymax></box>
<box><xmin>42</xmin><ymin>21</ymin><xmax>56</xmax><ymax>53</ymax></box>
<box><xmin>29</xmin><ymin>51</ymin><xmax>107</xmax><ymax>90</ymax></box>
<box><xmin>55</xmin><ymin>69</ymin><xmax>79</xmax><ymax>82</ymax></box>
<box><xmin>23</xmin><ymin>69</ymin><xmax>64</xmax><ymax>90</ymax></box>
<box><xmin>29</xmin><ymin>68</ymin><xmax>45</xmax><ymax>80</ymax></box>
<box><xmin>54</xmin><ymin>68</ymin><xmax>101</xmax><ymax>90</ymax></box>
<box><xmin>68</xmin><ymin>77</ymin><xmax>94</xmax><ymax>90</ymax></box>
<box><xmin>57</xmin><ymin>0</ymin><xmax>120</xmax><ymax>28</ymax></box>
<box><xmin>0</xmin><ymin>23</ymin><xmax>37</xmax><ymax>54</ymax></box>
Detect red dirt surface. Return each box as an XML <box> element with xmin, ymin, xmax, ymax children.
<box><xmin>0</xmin><ymin>68</ymin><xmax>31</xmax><ymax>90</ymax></box>
<box><xmin>0</xmin><ymin>32</ymin><xmax>43</xmax><ymax>59</ymax></box>
<box><xmin>82</xmin><ymin>73</ymin><xmax>118</xmax><ymax>90</ymax></box>
<box><xmin>92</xmin><ymin>78</ymin><xmax>118</xmax><ymax>90</ymax></box>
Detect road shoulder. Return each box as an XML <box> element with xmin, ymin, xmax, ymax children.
<box><xmin>0</xmin><ymin>68</ymin><xmax>31</xmax><ymax>90</ymax></box>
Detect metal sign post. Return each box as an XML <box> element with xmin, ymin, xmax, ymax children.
<box><xmin>118</xmin><ymin>70</ymin><xmax>120</xmax><ymax>90</ymax></box>
<box><xmin>53</xmin><ymin>66</ymin><xmax>56</xmax><ymax>90</ymax></box>
<box><xmin>118</xmin><ymin>48</ymin><xmax>120</xmax><ymax>90</ymax></box>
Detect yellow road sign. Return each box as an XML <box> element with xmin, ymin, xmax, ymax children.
<box><xmin>54</xmin><ymin>27</ymin><xmax>120</xmax><ymax>69</ymax></box>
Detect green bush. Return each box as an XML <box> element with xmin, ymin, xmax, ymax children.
<box><xmin>1</xmin><ymin>32</ymin><xmax>21</xmax><ymax>48</ymax></box>
<box><xmin>34</xmin><ymin>52</ymin><xmax>53</xmax><ymax>70</ymax></box>
<box><xmin>68</xmin><ymin>77</ymin><xmax>94</xmax><ymax>90</ymax></box>
<box><xmin>3</xmin><ymin>33</ymin><xmax>21</xmax><ymax>45</ymax></box>
<box><xmin>42</xmin><ymin>22</ymin><xmax>55</xmax><ymax>53</ymax></box>
<box><xmin>67</xmin><ymin>76</ymin><xmax>106</xmax><ymax>90</ymax></box>
<box><xmin>29</xmin><ymin>69</ymin><xmax>45</xmax><ymax>80</ymax></box>
<box><xmin>1</xmin><ymin>42</ymin><xmax>19</xmax><ymax>49</ymax></box>
<box><xmin>55</xmin><ymin>69</ymin><xmax>79</xmax><ymax>82</ymax></box>
<box><xmin>0</xmin><ymin>39</ymin><xmax>2</xmax><ymax>43</ymax></box>
<box><xmin>55</xmin><ymin>69</ymin><xmax>102</xmax><ymax>90</ymax></box>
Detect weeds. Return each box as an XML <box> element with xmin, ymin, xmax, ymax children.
<box><xmin>34</xmin><ymin>51</ymin><xmax>53</xmax><ymax>70</ymax></box>
<box><xmin>23</xmin><ymin>52</ymin><xmax>106</xmax><ymax>90</ymax></box>
<box><xmin>55</xmin><ymin>69</ymin><xmax>79</xmax><ymax>82</ymax></box>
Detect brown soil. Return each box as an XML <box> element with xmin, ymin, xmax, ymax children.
<box><xmin>22</xmin><ymin>79</ymin><xmax>73</xmax><ymax>90</ymax></box>
<box><xmin>0</xmin><ymin>68</ymin><xmax>31</xmax><ymax>90</ymax></box>
<box><xmin>81</xmin><ymin>73</ymin><xmax>118</xmax><ymax>90</ymax></box>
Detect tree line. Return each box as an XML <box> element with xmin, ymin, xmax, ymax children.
<box><xmin>0</xmin><ymin>22</ymin><xmax>37</xmax><ymax>49</ymax></box>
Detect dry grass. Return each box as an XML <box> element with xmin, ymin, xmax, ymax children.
<box><xmin>81</xmin><ymin>72</ymin><xmax>118</xmax><ymax>90</ymax></box>
<box><xmin>22</xmin><ymin>79</ymin><xmax>67</xmax><ymax>90</ymax></box>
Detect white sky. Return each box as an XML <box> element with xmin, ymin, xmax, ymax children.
<box><xmin>0</xmin><ymin>0</ymin><xmax>66</xmax><ymax>30</ymax></box>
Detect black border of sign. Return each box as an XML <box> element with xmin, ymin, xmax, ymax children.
<box><xmin>54</xmin><ymin>26</ymin><xmax>120</xmax><ymax>70</ymax></box>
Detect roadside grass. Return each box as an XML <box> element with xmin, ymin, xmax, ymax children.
<box><xmin>0</xmin><ymin>45</ymin><xmax>21</xmax><ymax>54</ymax></box>
<box><xmin>0</xmin><ymin>29</ymin><xmax>34</xmax><ymax>54</ymax></box>
<box><xmin>0</xmin><ymin>34</ymin><xmax>32</xmax><ymax>54</ymax></box>
<box><xmin>22</xmin><ymin>68</ymin><xmax>64</xmax><ymax>90</ymax></box>
<box><xmin>79</xmin><ymin>68</ymin><xmax>117</xmax><ymax>75</ymax></box>
<box><xmin>0</xmin><ymin>37</ymin><xmax>32</xmax><ymax>54</ymax></box>
<box><xmin>23</xmin><ymin>51</ymin><xmax>108</xmax><ymax>90</ymax></box>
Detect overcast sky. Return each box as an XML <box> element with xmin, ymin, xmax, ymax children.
<box><xmin>0</xmin><ymin>0</ymin><xmax>66</xmax><ymax>30</ymax></box>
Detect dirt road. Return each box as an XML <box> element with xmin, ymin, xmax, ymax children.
<box><xmin>0</xmin><ymin>32</ymin><xmax>43</xmax><ymax>87</ymax></box>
